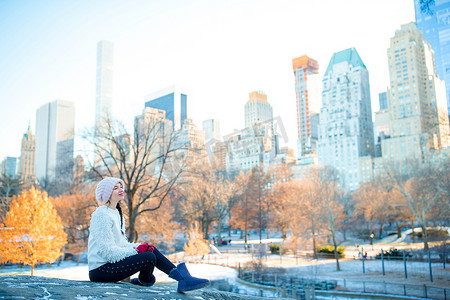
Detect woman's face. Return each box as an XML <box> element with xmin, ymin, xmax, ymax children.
<box><xmin>110</xmin><ymin>182</ymin><xmax>124</xmax><ymax>203</ymax></box>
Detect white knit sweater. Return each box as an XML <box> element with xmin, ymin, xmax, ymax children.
<box><xmin>87</xmin><ymin>205</ymin><xmax>139</xmax><ymax>271</ymax></box>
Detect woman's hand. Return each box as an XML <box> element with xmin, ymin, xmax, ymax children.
<box><xmin>136</xmin><ymin>243</ymin><xmax>155</xmax><ymax>253</ymax></box>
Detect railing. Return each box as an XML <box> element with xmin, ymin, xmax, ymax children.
<box><xmin>237</xmin><ymin>270</ymin><xmax>450</xmax><ymax>300</ymax></box>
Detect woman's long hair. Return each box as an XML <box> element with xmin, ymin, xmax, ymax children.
<box><xmin>116</xmin><ymin>202</ymin><xmax>125</xmax><ymax>236</ymax></box>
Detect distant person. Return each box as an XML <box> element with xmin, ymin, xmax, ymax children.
<box><xmin>87</xmin><ymin>177</ymin><xmax>209</xmax><ymax>292</ymax></box>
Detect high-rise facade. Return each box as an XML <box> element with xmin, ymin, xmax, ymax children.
<box><xmin>244</xmin><ymin>91</ymin><xmax>273</xmax><ymax>128</ymax></box>
<box><xmin>35</xmin><ymin>100</ymin><xmax>75</xmax><ymax>184</ymax></box>
<box><xmin>134</xmin><ymin>107</ymin><xmax>173</xmax><ymax>174</ymax></box>
<box><xmin>202</xmin><ymin>119</ymin><xmax>222</xmax><ymax>142</ymax></box>
<box><xmin>94</xmin><ymin>40</ymin><xmax>114</xmax><ymax>165</ymax></box>
<box><xmin>145</xmin><ymin>85</ymin><xmax>187</xmax><ymax>131</ymax></box>
<box><xmin>382</xmin><ymin>22</ymin><xmax>449</xmax><ymax>163</ymax></box>
<box><xmin>18</xmin><ymin>125</ymin><xmax>36</xmax><ymax>183</ymax></box>
<box><xmin>379</xmin><ymin>92</ymin><xmax>388</xmax><ymax>110</ymax></box>
<box><xmin>317</xmin><ymin>48</ymin><xmax>374</xmax><ymax>191</ymax></box>
<box><xmin>292</xmin><ymin>55</ymin><xmax>321</xmax><ymax>158</ymax></box>
<box><xmin>225</xmin><ymin>122</ymin><xmax>274</xmax><ymax>175</ymax></box>
<box><xmin>177</xmin><ymin>119</ymin><xmax>205</xmax><ymax>150</ymax></box>
<box><xmin>95</xmin><ymin>40</ymin><xmax>114</xmax><ymax>129</ymax></box>
<box><xmin>414</xmin><ymin>0</ymin><xmax>450</xmax><ymax>111</ymax></box>
<box><xmin>202</xmin><ymin>119</ymin><xmax>222</xmax><ymax>164</ymax></box>
<box><xmin>0</xmin><ymin>157</ymin><xmax>17</xmax><ymax>177</ymax></box>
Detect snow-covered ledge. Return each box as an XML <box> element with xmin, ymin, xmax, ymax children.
<box><xmin>0</xmin><ymin>275</ymin><xmax>267</xmax><ymax>299</ymax></box>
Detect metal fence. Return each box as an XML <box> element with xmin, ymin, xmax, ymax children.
<box><xmin>238</xmin><ymin>270</ymin><xmax>450</xmax><ymax>300</ymax></box>
<box><xmin>359</xmin><ymin>248</ymin><xmax>448</xmax><ymax>282</ymax></box>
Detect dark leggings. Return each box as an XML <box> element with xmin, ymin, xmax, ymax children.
<box><xmin>89</xmin><ymin>248</ymin><xmax>176</xmax><ymax>283</ymax></box>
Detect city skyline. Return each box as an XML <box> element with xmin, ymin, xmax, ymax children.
<box><xmin>0</xmin><ymin>0</ymin><xmax>415</xmax><ymax>161</ymax></box>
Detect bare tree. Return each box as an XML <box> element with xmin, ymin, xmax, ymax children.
<box><xmin>247</xmin><ymin>164</ymin><xmax>270</xmax><ymax>243</ymax></box>
<box><xmin>82</xmin><ymin>117</ymin><xmax>188</xmax><ymax>242</ymax></box>
<box><xmin>353</xmin><ymin>180</ymin><xmax>390</xmax><ymax>243</ymax></box>
<box><xmin>383</xmin><ymin>159</ymin><xmax>444</xmax><ymax>250</ymax></box>
<box><xmin>311</xmin><ymin>166</ymin><xmax>345</xmax><ymax>271</ymax></box>
<box><xmin>229</xmin><ymin>171</ymin><xmax>255</xmax><ymax>243</ymax></box>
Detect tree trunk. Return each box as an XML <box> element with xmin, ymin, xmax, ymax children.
<box><xmin>422</xmin><ymin>225</ymin><xmax>429</xmax><ymax>251</ymax></box>
<box><xmin>259</xmin><ymin>196</ymin><xmax>262</xmax><ymax>244</ymax></box>
<box><xmin>244</xmin><ymin>228</ymin><xmax>248</xmax><ymax>244</ymax></box>
<box><xmin>332</xmin><ymin>236</ymin><xmax>340</xmax><ymax>271</ymax></box>
<box><xmin>396</xmin><ymin>219</ymin><xmax>401</xmax><ymax>238</ymax></box>
<box><xmin>217</xmin><ymin>222</ymin><xmax>222</xmax><ymax>242</ymax></box>
<box><xmin>31</xmin><ymin>264</ymin><xmax>34</xmax><ymax>276</ymax></box>
<box><xmin>312</xmin><ymin>232</ymin><xmax>317</xmax><ymax>259</ymax></box>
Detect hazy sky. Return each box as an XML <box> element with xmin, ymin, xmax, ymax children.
<box><xmin>0</xmin><ymin>0</ymin><xmax>415</xmax><ymax>161</ymax></box>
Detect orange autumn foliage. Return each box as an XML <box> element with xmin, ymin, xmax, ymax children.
<box><xmin>0</xmin><ymin>187</ymin><xmax>67</xmax><ymax>275</ymax></box>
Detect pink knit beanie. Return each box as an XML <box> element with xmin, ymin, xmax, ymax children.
<box><xmin>95</xmin><ymin>177</ymin><xmax>124</xmax><ymax>204</ymax></box>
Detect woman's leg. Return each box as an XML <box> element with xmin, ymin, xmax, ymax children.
<box><xmin>89</xmin><ymin>252</ymin><xmax>156</xmax><ymax>283</ymax></box>
<box><xmin>152</xmin><ymin>248</ymin><xmax>176</xmax><ymax>274</ymax></box>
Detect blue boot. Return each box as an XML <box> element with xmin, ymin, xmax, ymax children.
<box><xmin>130</xmin><ymin>274</ymin><xmax>156</xmax><ymax>287</ymax></box>
<box><xmin>168</xmin><ymin>262</ymin><xmax>210</xmax><ymax>293</ymax></box>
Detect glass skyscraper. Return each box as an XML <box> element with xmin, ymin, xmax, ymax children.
<box><xmin>145</xmin><ymin>85</ymin><xmax>187</xmax><ymax>130</ymax></box>
<box><xmin>414</xmin><ymin>0</ymin><xmax>450</xmax><ymax>111</ymax></box>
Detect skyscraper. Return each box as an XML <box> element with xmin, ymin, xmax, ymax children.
<box><xmin>244</xmin><ymin>91</ymin><xmax>273</xmax><ymax>128</ymax></box>
<box><xmin>379</xmin><ymin>92</ymin><xmax>388</xmax><ymax>110</ymax></box>
<box><xmin>382</xmin><ymin>22</ymin><xmax>449</xmax><ymax>162</ymax></box>
<box><xmin>292</xmin><ymin>55</ymin><xmax>321</xmax><ymax>158</ymax></box>
<box><xmin>202</xmin><ymin>119</ymin><xmax>222</xmax><ymax>142</ymax></box>
<box><xmin>317</xmin><ymin>48</ymin><xmax>374</xmax><ymax>191</ymax></box>
<box><xmin>134</xmin><ymin>107</ymin><xmax>173</xmax><ymax>174</ymax></box>
<box><xmin>94</xmin><ymin>40</ymin><xmax>114</xmax><ymax>165</ymax></box>
<box><xmin>35</xmin><ymin>100</ymin><xmax>75</xmax><ymax>184</ymax></box>
<box><xmin>0</xmin><ymin>157</ymin><xmax>17</xmax><ymax>177</ymax></box>
<box><xmin>414</xmin><ymin>0</ymin><xmax>450</xmax><ymax>111</ymax></box>
<box><xmin>145</xmin><ymin>85</ymin><xmax>187</xmax><ymax>131</ymax></box>
<box><xmin>202</xmin><ymin>119</ymin><xmax>222</xmax><ymax>163</ymax></box>
<box><xmin>18</xmin><ymin>125</ymin><xmax>36</xmax><ymax>184</ymax></box>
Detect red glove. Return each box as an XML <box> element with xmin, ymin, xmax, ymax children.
<box><xmin>136</xmin><ymin>243</ymin><xmax>155</xmax><ymax>253</ymax></box>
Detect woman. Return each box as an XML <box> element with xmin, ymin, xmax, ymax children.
<box><xmin>88</xmin><ymin>177</ymin><xmax>209</xmax><ymax>292</ymax></box>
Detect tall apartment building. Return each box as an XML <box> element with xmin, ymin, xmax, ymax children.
<box><xmin>35</xmin><ymin>100</ymin><xmax>75</xmax><ymax>184</ymax></box>
<box><xmin>18</xmin><ymin>125</ymin><xmax>36</xmax><ymax>183</ymax></box>
<box><xmin>225</xmin><ymin>122</ymin><xmax>274</xmax><ymax>175</ymax></box>
<box><xmin>379</xmin><ymin>92</ymin><xmax>388</xmax><ymax>110</ymax></box>
<box><xmin>145</xmin><ymin>85</ymin><xmax>187</xmax><ymax>131</ymax></box>
<box><xmin>317</xmin><ymin>48</ymin><xmax>374</xmax><ymax>191</ymax></box>
<box><xmin>134</xmin><ymin>107</ymin><xmax>173</xmax><ymax>174</ymax></box>
<box><xmin>177</xmin><ymin>119</ymin><xmax>205</xmax><ymax>150</ymax></box>
<box><xmin>414</xmin><ymin>0</ymin><xmax>450</xmax><ymax>111</ymax></box>
<box><xmin>95</xmin><ymin>40</ymin><xmax>114</xmax><ymax>127</ymax></box>
<box><xmin>382</xmin><ymin>22</ymin><xmax>449</xmax><ymax>163</ymax></box>
<box><xmin>0</xmin><ymin>157</ymin><xmax>17</xmax><ymax>177</ymax></box>
<box><xmin>202</xmin><ymin>119</ymin><xmax>222</xmax><ymax>163</ymax></box>
<box><xmin>292</xmin><ymin>55</ymin><xmax>321</xmax><ymax>158</ymax></box>
<box><xmin>94</xmin><ymin>40</ymin><xmax>114</xmax><ymax>165</ymax></box>
<box><xmin>73</xmin><ymin>155</ymin><xmax>85</xmax><ymax>184</ymax></box>
<box><xmin>244</xmin><ymin>91</ymin><xmax>273</xmax><ymax>128</ymax></box>
<box><xmin>202</xmin><ymin>119</ymin><xmax>222</xmax><ymax>142</ymax></box>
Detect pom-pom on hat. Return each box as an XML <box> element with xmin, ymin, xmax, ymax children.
<box><xmin>95</xmin><ymin>177</ymin><xmax>124</xmax><ymax>204</ymax></box>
